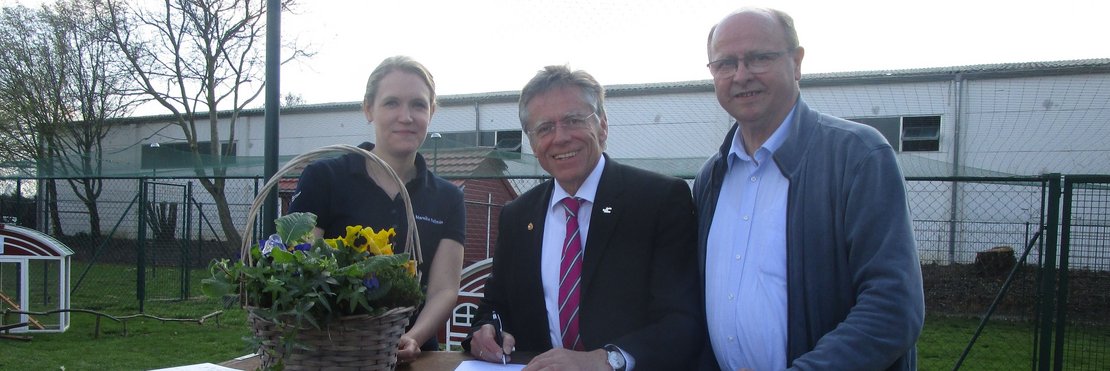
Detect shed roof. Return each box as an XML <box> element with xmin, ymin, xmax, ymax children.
<box><xmin>0</xmin><ymin>224</ymin><xmax>74</xmax><ymax>257</ymax></box>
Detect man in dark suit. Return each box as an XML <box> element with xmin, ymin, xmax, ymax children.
<box><xmin>464</xmin><ymin>65</ymin><xmax>704</xmax><ymax>370</ymax></box>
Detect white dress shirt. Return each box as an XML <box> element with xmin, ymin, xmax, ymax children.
<box><xmin>541</xmin><ymin>155</ymin><xmax>603</xmax><ymax>348</ymax></box>
<box><xmin>706</xmin><ymin>108</ymin><xmax>795</xmax><ymax>371</ymax></box>
<box><xmin>536</xmin><ymin>156</ymin><xmax>635</xmax><ymax>369</ymax></box>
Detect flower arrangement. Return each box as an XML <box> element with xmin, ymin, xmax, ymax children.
<box><xmin>202</xmin><ymin>211</ymin><xmax>423</xmax><ymax>335</ymax></box>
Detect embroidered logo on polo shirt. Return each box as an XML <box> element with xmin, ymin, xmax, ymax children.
<box><xmin>415</xmin><ymin>214</ymin><xmax>444</xmax><ymax>225</ymax></box>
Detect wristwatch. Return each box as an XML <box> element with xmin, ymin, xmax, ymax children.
<box><xmin>604</xmin><ymin>344</ymin><xmax>627</xmax><ymax>371</ymax></box>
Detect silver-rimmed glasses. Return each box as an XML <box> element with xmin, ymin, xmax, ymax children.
<box><xmin>707</xmin><ymin>49</ymin><xmax>793</xmax><ymax>78</ymax></box>
<box><xmin>526</xmin><ymin>112</ymin><xmax>599</xmax><ymax>139</ymax></box>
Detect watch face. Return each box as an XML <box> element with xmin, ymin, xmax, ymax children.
<box><xmin>608</xmin><ymin>350</ymin><xmax>626</xmax><ymax>368</ymax></box>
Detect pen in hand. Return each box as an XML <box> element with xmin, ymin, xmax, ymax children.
<box><xmin>491</xmin><ymin>311</ymin><xmax>507</xmax><ymax>364</ymax></box>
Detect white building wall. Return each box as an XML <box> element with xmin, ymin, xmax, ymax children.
<box><xmin>52</xmin><ymin>68</ymin><xmax>1110</xmax><ymax>265</ymax></box>
<box><xmin>804</xmin><ymin>81</ymin><xmax>957</xmax><ymax>165</ymax></box>
<box><xmin>961</xmin><ymin>74</ymin><xmax>1110</xmax><ymax>175</ymax></box>
<box><xmin>601</xmin><ymin>92</ymin><xmax>730</xmax><ymax>159</ymax></box>
<box><xmin>254</xmin><ymin>109</ymin><xmax>368</xmax><ymax>155</ymax></box>
<box><xmin>431</xmin><ymin>103</ymin><xmax>480</xmax><ymax>133</ymax></box>
<box><xmin>474</xmin><ymin>102</ymin><xmax>522</xmax><ymax>132</ymax></box>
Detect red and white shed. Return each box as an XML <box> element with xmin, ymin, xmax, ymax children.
<box><xmin>0</xmin><ymin>224</ymin><xmax>73</xmax><ymax>333</ymax></box>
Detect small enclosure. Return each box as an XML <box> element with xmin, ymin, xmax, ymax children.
<box><xmin>0</xmin><ymin>224</ymin><xmax>72</xmax><ymax>333</ymax></box>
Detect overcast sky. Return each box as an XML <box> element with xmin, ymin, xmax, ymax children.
<box><xmin>279</xmin><ymin>0</ymin><xmax>1109</xmax><ymax>105</ymax></box>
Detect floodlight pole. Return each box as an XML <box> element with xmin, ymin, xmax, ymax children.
<box><xmin>149</xmin><ymin>142</ymin><xmax>160</xmax><ymax>178</ymax></box>
<box><xmin>262</xmin><ymin>0</ymin><xmax>281</xmax><ymax>236</ymax></box>
<box><xmin>430</xmin><ymin>132</ymin><xmax>442</xmax><ymax>174</ymax></box>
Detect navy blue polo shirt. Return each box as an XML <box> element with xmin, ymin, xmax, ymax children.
<box><xmin>288</xmin><ymin>142</ymin><xmax>466</xmax><ymax>286</ymax></box>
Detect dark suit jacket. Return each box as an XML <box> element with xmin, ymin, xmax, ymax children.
<box><xmin>466</xmin><ymin>156</ymin><xmax>705</xmax><ymax>370</ymax></box>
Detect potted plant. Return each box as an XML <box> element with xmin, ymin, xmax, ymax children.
<box><xmin>203</xmin><ymin>212</ymin><xmax>423</xmax><ymax>370</ymax></box>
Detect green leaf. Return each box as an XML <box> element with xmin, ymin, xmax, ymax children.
<box><xmin>367</xmin><ymin>280</ymin><xmax>391</xmax><ymax>301</ymax></box>
<box><xmin>364</xmin><ymin>254</ymin><xmax>409</xmax><ymax>275</ymax></box>
<box><xmin>275</xmin><ymin>212</ymin><xmax>318</xmax><ymax>244</ymax></box>
<box><xmin>200</xmin><ymin>277</ymin><xmax>232</xmax><ymax>298</ymax></box>
<box><xmin>271</xmin><ymin>248</ymin><xmax>296</xmax><ymax>264</ymax></box>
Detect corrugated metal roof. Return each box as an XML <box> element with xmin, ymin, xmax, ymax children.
<box><xmin>603</xmin><ymin>58</ymin><xmax>1110</xmax><ymax>93</ymax></box>
<box><xmin>112</xmin><ymin>58</ymin><xmax>1110</xmax><ymax>124</ymax></box>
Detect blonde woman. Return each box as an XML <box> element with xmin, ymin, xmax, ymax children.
<box><xmin>289</xmin><ymin>56</ymin><xmax>464</xmax><ymax>361</ymax></box>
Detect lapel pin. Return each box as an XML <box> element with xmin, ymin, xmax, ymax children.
<box><xmin>527</xmin><ymin>222</ymin><xmax>534</xmax><ymax>231</ymax></box>
<box><xmin>602</xmin><ymin>207</ymin><xmax>612</xmax><ymax>214</ymax></box>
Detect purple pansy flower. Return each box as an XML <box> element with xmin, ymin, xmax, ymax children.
<box><xmin>362</xmin><ymin>276</ymin><xmax>380</xmax><ymax>291</ymax></box>
<box><xmin>261</xmin><ymin>234</ymin><xmax>284</xmax><ymax>256</ymax></box>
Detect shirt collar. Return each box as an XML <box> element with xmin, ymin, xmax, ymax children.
<box><xmin>727</xmin><ymin>104</ymin><xmax>798</xmax><ymax>167</ymax></box>
<box><xmin>347</xmin><ymin>141</ymin><xmax>429</xmax><ymax>188</ymax></box>
<box><xmin>550</xmin><ymin>154</ymin><xmax>606</xmax><ymax>209</ymax></box>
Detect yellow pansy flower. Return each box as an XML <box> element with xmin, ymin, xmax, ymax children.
<box><xmin>403</xmin><ymin>260</ymin><xmax>417</xmax><ymax>277</ymax></box>
<box><xmin>353</xmin><ymin>227</ymin><xmax>374</xmax><ymax>253</ymax></box>
<box><xmin>364</xmin><ymin>228</ymin><xmax>395</xmax><ymax>256</ymax></box>
<box><xmin>342</xmin><ymin>225</ymin><xmax>363</xmax><ymax>249</ymax></box>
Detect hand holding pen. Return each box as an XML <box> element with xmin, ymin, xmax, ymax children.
<box><xmin>474</xmin><ymin>310</ymin><xmax>514</xmax><ymax>364</ymax></box>
<box><xmin>491</xmin><ymin>311</ymin><xmax>507</xmax><ymax>364</ymax></box>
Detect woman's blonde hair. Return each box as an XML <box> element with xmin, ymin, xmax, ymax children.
<box><xmin>363</xmin><ymin>55</ymin><xmax>437</xmax><ymax>108</ymax></box>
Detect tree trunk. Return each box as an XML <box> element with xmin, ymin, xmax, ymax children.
<box><xmin>197</xmin><ymin>176</ymin><xmax>242</xmax><ymax>250</ymax></box>
<box><xmin>975</xmin><ymin>246</ymin><xmax>1016</xmax><ymax>277</ymax></box>
<box><xmin>46</xmin><ymin>179</ymin><xmax>64</xmax><ymax>236</ymax></box>
<box><xmin>71</xmin><ymin>178</ymin><xmax>104</xmax><ymax>239</ymax></box>
<box><xmin>85</xmin><ymin>198</ymin><xmax>102</xmax><ymax>239</ymax></box>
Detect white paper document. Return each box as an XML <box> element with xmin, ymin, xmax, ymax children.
<box><xmin>454</xmin><ymin>359</ymin><xmax>525</xmax><ymax>371</ymax></box>
<box><xmin>148</xmin><ymin>363</ymin><xmax>239</xmax><ymax>371</ymax></box>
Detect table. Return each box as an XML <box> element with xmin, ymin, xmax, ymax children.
<box><xmin>219</xmin><ymin>351</ymin><xmax>533</xmax><ymax>370</ymax></box>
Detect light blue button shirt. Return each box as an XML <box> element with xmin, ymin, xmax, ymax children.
<box><xmin>706</xmin><ymin>108</ymin><xmax>795</xmax><ymax>371</ymax></box>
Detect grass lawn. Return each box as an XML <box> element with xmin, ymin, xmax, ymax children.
<box><xmin>1</xmin><ymin>297</ymin><xmax>250</xmax><ymax>370</ymax></box>
<box><xmin>919</xmin><ymin>315</ymin><xmax>1036</xmax><ymax>370</ymax></box>
<box><xmin>2</xmin><ymin>261</ymin><xmax>252</xmax><ymax>370</ymax></box>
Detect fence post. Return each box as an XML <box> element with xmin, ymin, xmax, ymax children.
<box><xmin>137</xmin><ymin>178</ymin><xmax>148</xmax><ymax>313</ymax></box>
<box><xmin>1052</xmin><ymin>177</ymin><xmax>1075</xmax><ymax>370</ymax></box>
<box><xmin>183</xmin><ymin>181</ymin><xmax>194</xmax><ymax>300</ymax></box>
<box><xmin>948</xmin><ymin>178</ymin><xmax>960</xmax><ymax>264</ymax></box>
<box><xmin>1036</xmin><ymin>173</ymin><xmax>1062</xmax><ymax>371</ymax></box>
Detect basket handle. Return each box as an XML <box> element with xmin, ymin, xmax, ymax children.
<box><xmin>239</xmin><ymin>144</ymin><xmax>422</xmax><ymax>274</ymax></box>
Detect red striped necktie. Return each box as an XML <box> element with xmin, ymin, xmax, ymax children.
<box><xmin>558</xmin><ymin>197</ymin><xmax>585</xmax><ymax>350</ymax></box>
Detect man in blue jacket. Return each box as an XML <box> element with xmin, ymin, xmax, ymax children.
<box><xmin>694</xmin><ymin>7</ymin><xmax>925</xmax><ymax>371</ymax></box>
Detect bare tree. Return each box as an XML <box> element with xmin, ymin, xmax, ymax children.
<box><xmin>0</xmin><ymin>1</ymin><xmax>137</xmax><ymax>238</ymax></box>
<box><xmin>98</xmin><ymin>0</ymin><xmax>308</xmax><ymax>248</ymax></box>
<box><xmin>52</xmin><ymin>0</ymin><xmax>140</xmax><ymax>239</ymax></box>
<box><xmin>0</xmin><ymin>4</ymin><xmax>71</xmax><ymax>236</ymax></box>
<box><xmin>281</xmin><ymin>92</ymin><xmax>305</xmax><ymax>108</ymax></box>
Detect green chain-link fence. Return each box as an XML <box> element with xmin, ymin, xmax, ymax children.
<box><xmin>1</xmin><ymin>173</ymin><xmax>1108</xmax><ymax>369</ymax></box>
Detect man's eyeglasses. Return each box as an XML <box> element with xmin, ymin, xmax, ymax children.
<box><xmin>706</xmin><ymin>49</ymin><xmax>793</xmax><ymax>78</ymax></box>
<box><xmin>526</xmin><ymin>112</ymin><xmax>599</xmax><ymax>139</ymax></box>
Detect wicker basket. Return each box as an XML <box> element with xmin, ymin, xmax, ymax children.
<box><xmin>248</xmin><ymin>306</ymin><xmax>416</xmax><ymax>370</ymax></box>
<box><xmin>239</xmin><ymin>144</ymin><xmax>423</xmax><ymax>370</ymax></box>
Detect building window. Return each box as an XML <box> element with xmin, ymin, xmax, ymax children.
<box><xmin>426</xmin><ymin>130</ymin><xmax>522</xmax><ymax>153</ymax></box>
<box><xmin>439</xmin><ymin>132</ymin><xmax>478</xmax><ymax>147</ymax></box>
<box><xmin>141</xmin><ymin>141</ymin><xmax>237</xmax><ymax>169</ymax></box>
<box><xmin>901</xmin><ymin>116</ymin><xmax>940</xmax><ymax>152</ymax></box>
<box><xmin>849</xmin><ymin>115</ymin><xmax>940</xmax><ymax>152</ymax></box>
<box><xmin>493</xmin><ymin>130</ymin><xmax>522</xmax><ymax>152</ymax></box>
